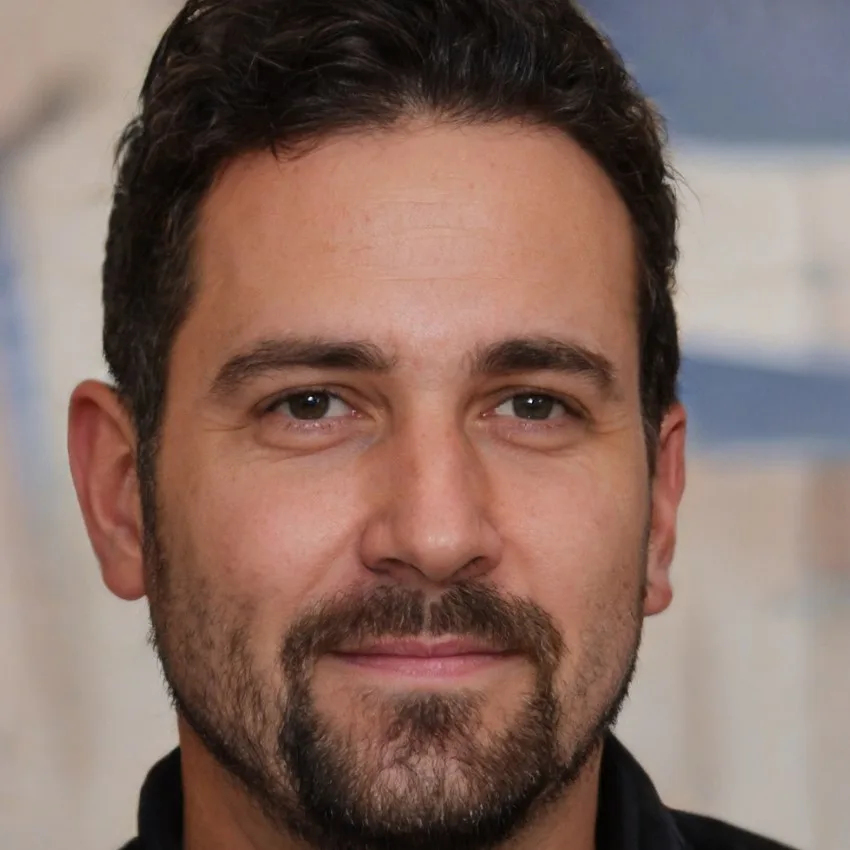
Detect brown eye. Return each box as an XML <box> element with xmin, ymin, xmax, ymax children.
<box><xmin>269</xmin><ymin>391</ymin><xmax>351</xmax><ymax>421</ymax></box>
<box><xmin>494</xmin><ymin>393</ymin><xmax>567</xmax><ymax>421</ymax></box>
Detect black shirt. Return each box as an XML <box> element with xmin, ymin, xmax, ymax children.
<box><xmin>121</xmin><ymin>736</ymin><xmax>796</xmax><ymax>850</ymax></box>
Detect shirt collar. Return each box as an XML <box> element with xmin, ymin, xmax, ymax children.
<box><xmin>595</xmin><ymin>735</ymin><xmax>689</xmax><ymax>850</ymax></box>
<box><xmin>137</xmin><ymin>747</ymin><xmax>183</xmax><ymax>850</ymax></box>
<box><xmin>137</xmin><ymin>735</ymin><xmax>688</xmax><ymax>849</ymax></box>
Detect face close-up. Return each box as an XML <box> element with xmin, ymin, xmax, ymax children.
<box><xmin>133</xmin><ymin>120</ymin><xmax>683</xmax><ymax>843</ymax></box>
<box><xmin>69</xmin><ymin>115</ymin><xmax>686</xmax><ymax>850</ymax></box>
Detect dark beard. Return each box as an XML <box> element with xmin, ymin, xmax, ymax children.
<box><xmin>147</xmin><ymin>533</ymin><xmax>642</xmax><ymax>850</ymax></box>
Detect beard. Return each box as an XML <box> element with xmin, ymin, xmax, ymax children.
<box><xmin>144</xmin><ymin>516</ymin><xmax>644</xmax><ymax>850</ymax></box>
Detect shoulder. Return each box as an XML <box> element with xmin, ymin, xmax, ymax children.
<box><xmin>672</xmin><ymin>810</ymin><xmax>799</xmax><ymax>850</ymax></box>
<box><xmin>118</xmin><ymin>839</ymin><xmax>141</xmax><ymax>850</ymax></box>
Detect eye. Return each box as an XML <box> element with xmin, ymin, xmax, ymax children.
<box><xmin>267</xmin><ymin>390</ymin><xmax>353</xmax><ymax>421</ymax></box>
<box><xmin>492</xmin><ymin>393</ymin><xmax>573</xmax><ymax>421</ymax></box>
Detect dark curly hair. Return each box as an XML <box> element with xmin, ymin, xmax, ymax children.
<box><xmin>103</xmin><ymin>0</ymin><xmax>679</xmax><ymax>478</ymax></box>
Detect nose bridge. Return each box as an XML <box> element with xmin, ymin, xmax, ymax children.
<box><xmin>402</xmin><ymin>413</ymin><xmax>479</xmax><ymax>519</ymax></box>
<box><xmin>366</xmin><ymin>404</ymin><xmax>501</xmax><ymax>583</ymax></box>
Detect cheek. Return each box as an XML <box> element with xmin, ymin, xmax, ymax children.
<box><xmin>494</xmin><ymin>445</ymin><xmax>649</xmax><ymax>641</ymax></box>
<box><xmin>160</xmin><ymin>447</ymin><xmax>369</xmax><ymax>655</ymax></box>
<box><xmin>504</xmin><ymin>459</ymin><xmax>647</xmax><ymax>716</ymax></box>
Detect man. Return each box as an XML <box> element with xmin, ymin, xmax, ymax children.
<box><xmin>67</xmin><ymin>2</ymin><xmax>795</xmax><ymax>849</ymax></box>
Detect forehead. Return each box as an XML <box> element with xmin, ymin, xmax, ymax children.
<box><xmin>184</xmin><ymin>121</ymin><xmax>638</xmax><ymax>376</ymax></box>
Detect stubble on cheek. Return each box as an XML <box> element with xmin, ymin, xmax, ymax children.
<box><xmin>550</xmin><ymin>546</ymin><xmax>647</xmax><ymax>752</ymax></box>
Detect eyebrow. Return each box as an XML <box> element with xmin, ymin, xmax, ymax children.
<box><xmin>471</xmin><ymin>337</ymin><xmax>618</xmax><ymax>396</ymax></box>
<box><xmin>209</xmin><ymin>337</ymin><xmax>396</xmax><ymax>398</ymax></box>
<box><xmin>208</xmin><ymin>335</ymin><xmax>618</xmax><ymax>399</ymax></box>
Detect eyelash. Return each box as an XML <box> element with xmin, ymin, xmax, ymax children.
<box><xmin>260</xmin><ymin>389</ymin><xmax>354</xmax><ymax>431</ymax></box>
<box><xmin>260</xmin><ymin>387</ymin><xmax>587</xmax><ymax>430</ymax></box>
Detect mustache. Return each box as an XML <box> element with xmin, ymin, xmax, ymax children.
<box><xmin>281</xmin><ymin>582</ymin><xmax>564</xmax><ymax>677</ymax></box>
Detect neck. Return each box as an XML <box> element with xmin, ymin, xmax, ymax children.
<box><xmin>179</xmin><ymin>719</ymin><xmax>303</xmax><ymax>850</ymax></box>
<box><xmin>179</xmin><ymin>718</ymin><xmax>602</xmax><ymax>850</ymax></box>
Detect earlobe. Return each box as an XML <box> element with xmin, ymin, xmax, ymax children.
<box><xmin>67</xmin><ymin>381</ymin><xmax>147</xmax><ymax>600</ymax></box>
<box><xmin>644</xmin><ymin>403</ymin><xmax>687</xmax><ymax>617</ymax></box>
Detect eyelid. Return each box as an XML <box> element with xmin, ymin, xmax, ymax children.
<box><xmin>490</xmin><ymin>388</ymin><xmax>588</xmax><ymax>420</ymax></box>
<box><xmin>261</xmin><ymin>387</ymin><xmax>356</xmax><ymax>418</ymax></box>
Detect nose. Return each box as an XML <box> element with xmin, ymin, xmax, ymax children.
<box><xmin>358</xmin><ymin>416</ymin><xmax>503</xmax><ymax>588</ymax></box>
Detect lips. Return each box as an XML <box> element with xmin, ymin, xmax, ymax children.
<box><xmin>327</xmin><ymin>638</ymin><xmax>515</xmax><ymax>678</ymax></box>
<box><xmin>335</xmin><ymin>638</ymin><xmax>509</xmax><ymax>658</ymax></box>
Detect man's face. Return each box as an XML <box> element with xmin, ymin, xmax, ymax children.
<box><xmin>144</xmin><ymin>122</ymin><xmax>680</xmax><ymax>848</ymax></box>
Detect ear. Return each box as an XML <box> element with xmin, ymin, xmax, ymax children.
<box><xmin>644</xmin><ymin>403</ymin><xmax>687</xmax><ymax>617</ymax></box>
<box><xmin>67</xmin><ymin>380</ymin><xmax>146</xmax><ymax>600</ymax></box>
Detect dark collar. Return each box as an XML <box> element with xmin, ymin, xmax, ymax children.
<box><xmin>135</xmin><ymin>747</ymin><xmax>182</xmax><ymax>850</ymax></box>
<box><xmin>595</xmin><ymin>736</ymin><xmax>689</xmax><ymax>850</ymax></box>
<box><xmin>134</xmin><ymin>735</ymin><xmax>688</xmax><ymax>850</ymax></box>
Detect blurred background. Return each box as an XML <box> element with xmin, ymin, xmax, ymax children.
<box><xmin>1</xmin><ymin>1</ymin><xmax>848</xmax><ymax>847</ymax></box>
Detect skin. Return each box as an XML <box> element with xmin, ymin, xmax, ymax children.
<box><xmin>68</xmin><ymin>120</ymin><xmax>686</xmax><ymax>850</ymax></box>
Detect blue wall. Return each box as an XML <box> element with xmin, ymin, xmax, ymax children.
<box><xmin>585</xmin><ymin>0</ymin><xmax>850</xmax><ymax>145</ymax></box>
